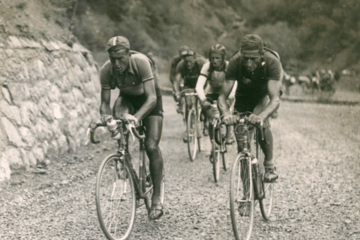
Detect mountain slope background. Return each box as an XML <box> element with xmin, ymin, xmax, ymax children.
<box><xmin>1</xmin><ymin>0</ymin><xmax>360</xmax><ymax>88</ymax></box>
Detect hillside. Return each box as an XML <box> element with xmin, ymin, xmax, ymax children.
<box><xmin>1</xmin><ymin>0</ymin><xmax>360</xmax><ymax>80</ymax></box>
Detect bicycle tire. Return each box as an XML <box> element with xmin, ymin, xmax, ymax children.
<box><xmin>221</xmin><ymin>124</ymin><xmax>228</xmax><ymax>171</ymax></box>
<box><xmin>197</xmin><ymin>108</ymin><xmax>204</xmax><ymax>153</ymax></box>
<box><xmin>256</xmin><ymin>133</ymin><xmax>275</xmax><ymax>221</ymax></box>
<box><xmin>230</xmin><ymin>154</ymin><xmax>254</xmax><ymax>240</ymax></box>
<box><xmin>187</xmin><ymin>109</ymin><xmax>198</xmax><ymax>161</ymax></box>
<box><xmin>212</xmin><ymin>125</ymin><xmax>220</xmax><ymax>183</ymax></box>
<box><xmin>95</xmin><ymin>154</ymin><xmax>136</xmax><ymax>240</ymax></box>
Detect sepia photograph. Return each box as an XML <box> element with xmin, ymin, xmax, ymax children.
<box><xmin>0</xmin><ymin>0</ymin><xmax>359</xmax><ymax>239</ymax></box>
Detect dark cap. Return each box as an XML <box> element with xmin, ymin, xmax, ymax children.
<box><xmin>181</xmin><ymin>48</ymin><xmax>196</xmax><ymax>57</ymax></box>
<box><xmin>106</xmin><ymin>36</ymin><xmax>130</xmax><ymax>51</ymax></box>
<box><xmin>240</xmin><ymin>34</ymin><xmax>263</xmax><ymax>51</ymax></box>
<box><xmin>178</xmin><ymin>45</ymin><xmax>189</xmax><ymax>56</ymax></box>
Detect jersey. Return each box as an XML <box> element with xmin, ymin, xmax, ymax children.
<box><xmin>176</xmin><ymin>56</ymin><xmax>207</xmax><ymax>89</ymax></box>
<box><xmin>225</xmin><ymin>50</ymin><xmax>282</xmax><ymax>112</ymax></box>
<box><xmin>200</xmin><ymin>61</ymin><xmax>229</xmax><ymax>94</ymax></box>
<box><xmin>100</xmin><ymin>51</ymin><xmax>163</xmax><ymax>116</ymax></box>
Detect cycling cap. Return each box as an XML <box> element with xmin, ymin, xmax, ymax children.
<box><xmin>240</xmin><ymin>34</ymin><xmax>263</xmax><ymax>57</ymax></box>
<box><xmin>181</xmin><ymin>48</ymin><xmax>196</xmax><ymax>57</ymax></box>
<box><xmin>178</xmin><ymin>45</ymin><xmax>190</xmax><ymax>56</ymax></box>
<box><xmin>106</xmin><ymin>36</ymin><xmax>130</xmax><ymax>51</ymax></box>
<box><xmin>209</xmin><ymin>44</ymin><xmax>227</xmax><ymax>56</ymax></box>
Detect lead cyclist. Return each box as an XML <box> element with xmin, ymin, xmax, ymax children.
<box><xmin>218</xmin><ymin>34</ymin><xmax>282</xmax><ymax>182</ymax></box>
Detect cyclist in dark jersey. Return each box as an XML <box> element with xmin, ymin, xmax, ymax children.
<box><xmin>169</xmin><ymin>45</ymin><xmax>190</xmax><ymax>88</ymax></box>
<box><xmin>98</xmin><ymin>36</ymin><xmax>164</xmax><ymax>220</ymax></box>
<box><xmin>218</xmin><ymin>34</ymin><xmax>282</xmax><ymax>182</ymax></box>
<box><xmin>173</xmin><ymin>48</ymin><xmax>207</xmax><ymax>141</ymax></box>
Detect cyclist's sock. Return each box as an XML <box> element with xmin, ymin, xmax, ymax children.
<box><xmin>258</xmin><ymin>128</ymin><xmax>273</xmax><ymax>165</ymax></box>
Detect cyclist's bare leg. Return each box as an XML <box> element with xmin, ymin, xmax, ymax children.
<box><xmin>226</xmin><ymin>98</ymin><xmax>235</xmax><ymax>144</ymax></box>
<box><xmin>143</xmin><ymin>116</ymin><xmax>164</xmax><ymax>219</ymax></box>
<box><xmin>112</xmin><ymin>95</ymin><xmax>135</xmax><ymax>118</ymax></box>
<box><xmin>253</xmin><ymin>96</ymin><xmax>278</xmax><ymax>181</ymax></box>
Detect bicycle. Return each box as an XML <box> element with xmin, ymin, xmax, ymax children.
<box><xmin>229</xmin><ymin>113</ymin><xmax>275</xmax><ymax>240</ymax></box>
<box><xmin>207</xmin><ymin>100</ymin><xmax>228</xmax><ymax>183</ymax></box>
<box><xmin>88</xmin><ymin>118</ymin><xmax>165</xmax><ymax>240</ymax></box>
<box><xmin>180</xmin><ymin>89</ymin><xmax>204</xmax><ymax>161</ymax></box>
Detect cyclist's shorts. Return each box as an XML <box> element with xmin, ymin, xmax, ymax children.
<box><xmin>120</xmin><ymin>90</ymin><xmax>163</xmax><ymax>118</ymax></box>
<box><xmin>205</xmin><ymin>93</ymin><xmax>219</xmax><ymax>103</ymax></box>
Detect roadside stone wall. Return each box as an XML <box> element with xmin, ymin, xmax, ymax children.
<box><xmin>0</xmin><ymin>36</ymin><xmax>100</xmax><ymax>181</ymax></box>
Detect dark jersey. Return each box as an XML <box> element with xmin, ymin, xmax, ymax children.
<box><xmin>225</xmin><ymin>51</ymin><xmax>282</xmax><ymax>112</ymax></box>
<box><xmin>176</xmin><ymin>56</ymin><xmax>207</xmax><ymax>89</ymax></box>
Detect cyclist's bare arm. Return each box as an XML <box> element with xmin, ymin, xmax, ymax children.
<box><xmin>218</xmin><ymin>80</ymin><xmax>235</xmax><ymax>115</ymax></box>
<box><xmin>133</xmin><ymin>79</ymin><xmax>157</xmax><ymax>122</ymax></box>
<box><xmin>100</xmin><ymin>88</ymin><xmax>112</xmax><ymax>116</ymax></box>
<box><xmin>228</xmin><ymin>81</ymin><xmax>237</xmax><ymax>101</ymax></box>
<box><xmin>174</xmin><ymin>72</ymin><xmax>182</xmax><ymax>95</ymax></box>
<box><xmin>258</xmin><ymin>80</ymin><xmax>280</xmax><ymax>120</ymax></box>
<box><xmin>195</xmin><ymin>75</ymin><xmax>207</xmax><ymax>102</ymax></box>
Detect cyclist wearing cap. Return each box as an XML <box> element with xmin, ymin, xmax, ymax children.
<box><xmin>195</xmin><ymin>44</ymin><xmax>237</xmax><ymax>144</ymax></box>
<box><xmin>98</xmin><ymin>36</ymin><xmax>165</xmax><ymax>219</ymax></box>
<box><xmin>174</xmin><ymin>48</ymin><xmax>207</xmax><ymax>140</ymax></box>
<box><xmin>169</xmin><ymin>46</ymin><xmax>189</xmax><ymax>88</ymax></box>
<box><xmin>218</xmin><ymin>34</ymin><xmax>282</xmax><ymax>182</ymax></box>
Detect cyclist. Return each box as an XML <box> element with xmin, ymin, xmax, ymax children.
<box><xmin>195</xmin><ymin>44</ymin><xmax>237</xmax><ymax>145</ymax></box>
<box><xmin>169</xmin><ymin>45</ymin><xmax>189</xmax><ymax>103</ymax></box>
<box><xmin>173</xmin><ymin>48</ymin><xmax>207</xmax><ymax>141</ymax></box>
<box><xmin>96</xmin><ymin>36</ymin><xmax>164</xmax><ymax>220</ymax></box>
<box><xmin>218</xmin><ymin>34</ymin><xmax>282</xmax><ymax>182</ymax></box>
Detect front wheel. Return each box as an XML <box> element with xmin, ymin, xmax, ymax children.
<box><xmin>212</xmin><ymin>126</ymin><xmax>221</xmax><ymax>183</ymax></box>
<box><xmin>220</xmin><ymin>124</ymin><xmax>228</xmax><ymax>171</ymax></box>
<box><xmin>187</xmin><ymin>109</ymin><xmax>198</xmax><ymax>161</ymax></box>
<box><xmin>230</xmin><ymin>154</ymin><xmax>254</xmax><ymax>240</ymax></box>
<box><xmin>95</xmin><ymin>154</ymin><xmax>136</xmax><ymax>240</ymax></box>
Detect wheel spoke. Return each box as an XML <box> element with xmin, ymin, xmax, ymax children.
<box><xmin>96</xmin><ymin>155</ymin><xmax>136</xmax><ymax>240</ymax></box>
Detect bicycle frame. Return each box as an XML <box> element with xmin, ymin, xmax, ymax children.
<box><xmin>116</xmin><ymin>125</ymin><xmax>151</xmax><ymax>204</ymax></box>
<box><xmin>90</xmin><ymin>119</ymin><xmax>150</xmax><ymax>204</ymax></box>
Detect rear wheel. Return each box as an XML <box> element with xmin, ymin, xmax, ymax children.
<box><xmin>230</xmin><ymin>154</ymin><xmax>254</xmax><ymax>240</ymax></box>
<box><xmin>256</xmin><ymin>133</ymin><xmax>275</xmax><ymax>221</ymax></box>
<box><xmin>96</xmin><ymin>154</ymin><xmax>136</xmax><ymax>240</ymax></box>
<box><xmin>187</xmin><ymin>109</ymin><xmax>198</xmax><ymax>161</ymax></box>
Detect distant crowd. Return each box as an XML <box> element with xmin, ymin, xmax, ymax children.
<box><xmin>282</xmin><ymin>69</ymin><xmax>340</xmax><ymax>95</ymax></box>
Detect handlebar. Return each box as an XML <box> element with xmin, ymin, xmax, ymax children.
<box><xmin>221</xmin><ymin>113</ymin><xmax>265</xmax><ymax>141</ymax></box>
<box><xmin>179</xmin><ymin>89</ymin><xmax>197</xmax><ymax>96</ymax></box>
<box><xmin>87</xmin><ymin>118</ymin><xmax>145</xmax><ymax>144</ymax></box>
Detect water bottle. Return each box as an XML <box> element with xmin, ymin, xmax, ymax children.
<box><xmin>106</xmin><ymin>117</ymin><xmax>121</xmax><ymax>140</ymax></box>
<box><xmin>252</xmin><ymin>157</ymin><xmax>263</xmax><ymax>199</ymax></box>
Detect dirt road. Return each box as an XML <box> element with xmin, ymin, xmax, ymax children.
<box><xmin>1</xmin><ymin>96</ymin><xmax>360</xmax><ymax>240</ymax></box>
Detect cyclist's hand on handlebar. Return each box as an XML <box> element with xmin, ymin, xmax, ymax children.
<box><xmin>201</xmin><ymin>100</ymin><xmax>211</xmax><ymax>110</ymax></box>
<box><xmin>175</xmin><ymin>92</ymin><xmax>181</xmax><ymax>102</ymax></box>
<box><xmin>123</xmin><ymin>113</ymin><xmax>139</xmax><ymax>126</ymax></box>
<box><xmin>222</xmin><ymin>113</ymin><xmax>237</xmax><ymax>125</ymax></box>
<box><xmin>100</xmin><ymin>114</ymin><xmax>113</xmax><ymax>124</ymax></box>
<box><xmin>247</xmin><ymin>114</ymin><xmax>263</xmax><ymax>126</ymax></box>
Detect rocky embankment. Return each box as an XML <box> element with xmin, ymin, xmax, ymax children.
<box><xmin>0</xmin><ymin>36</ymin><xmax>100</xmax><ymax>181</ymax></box>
